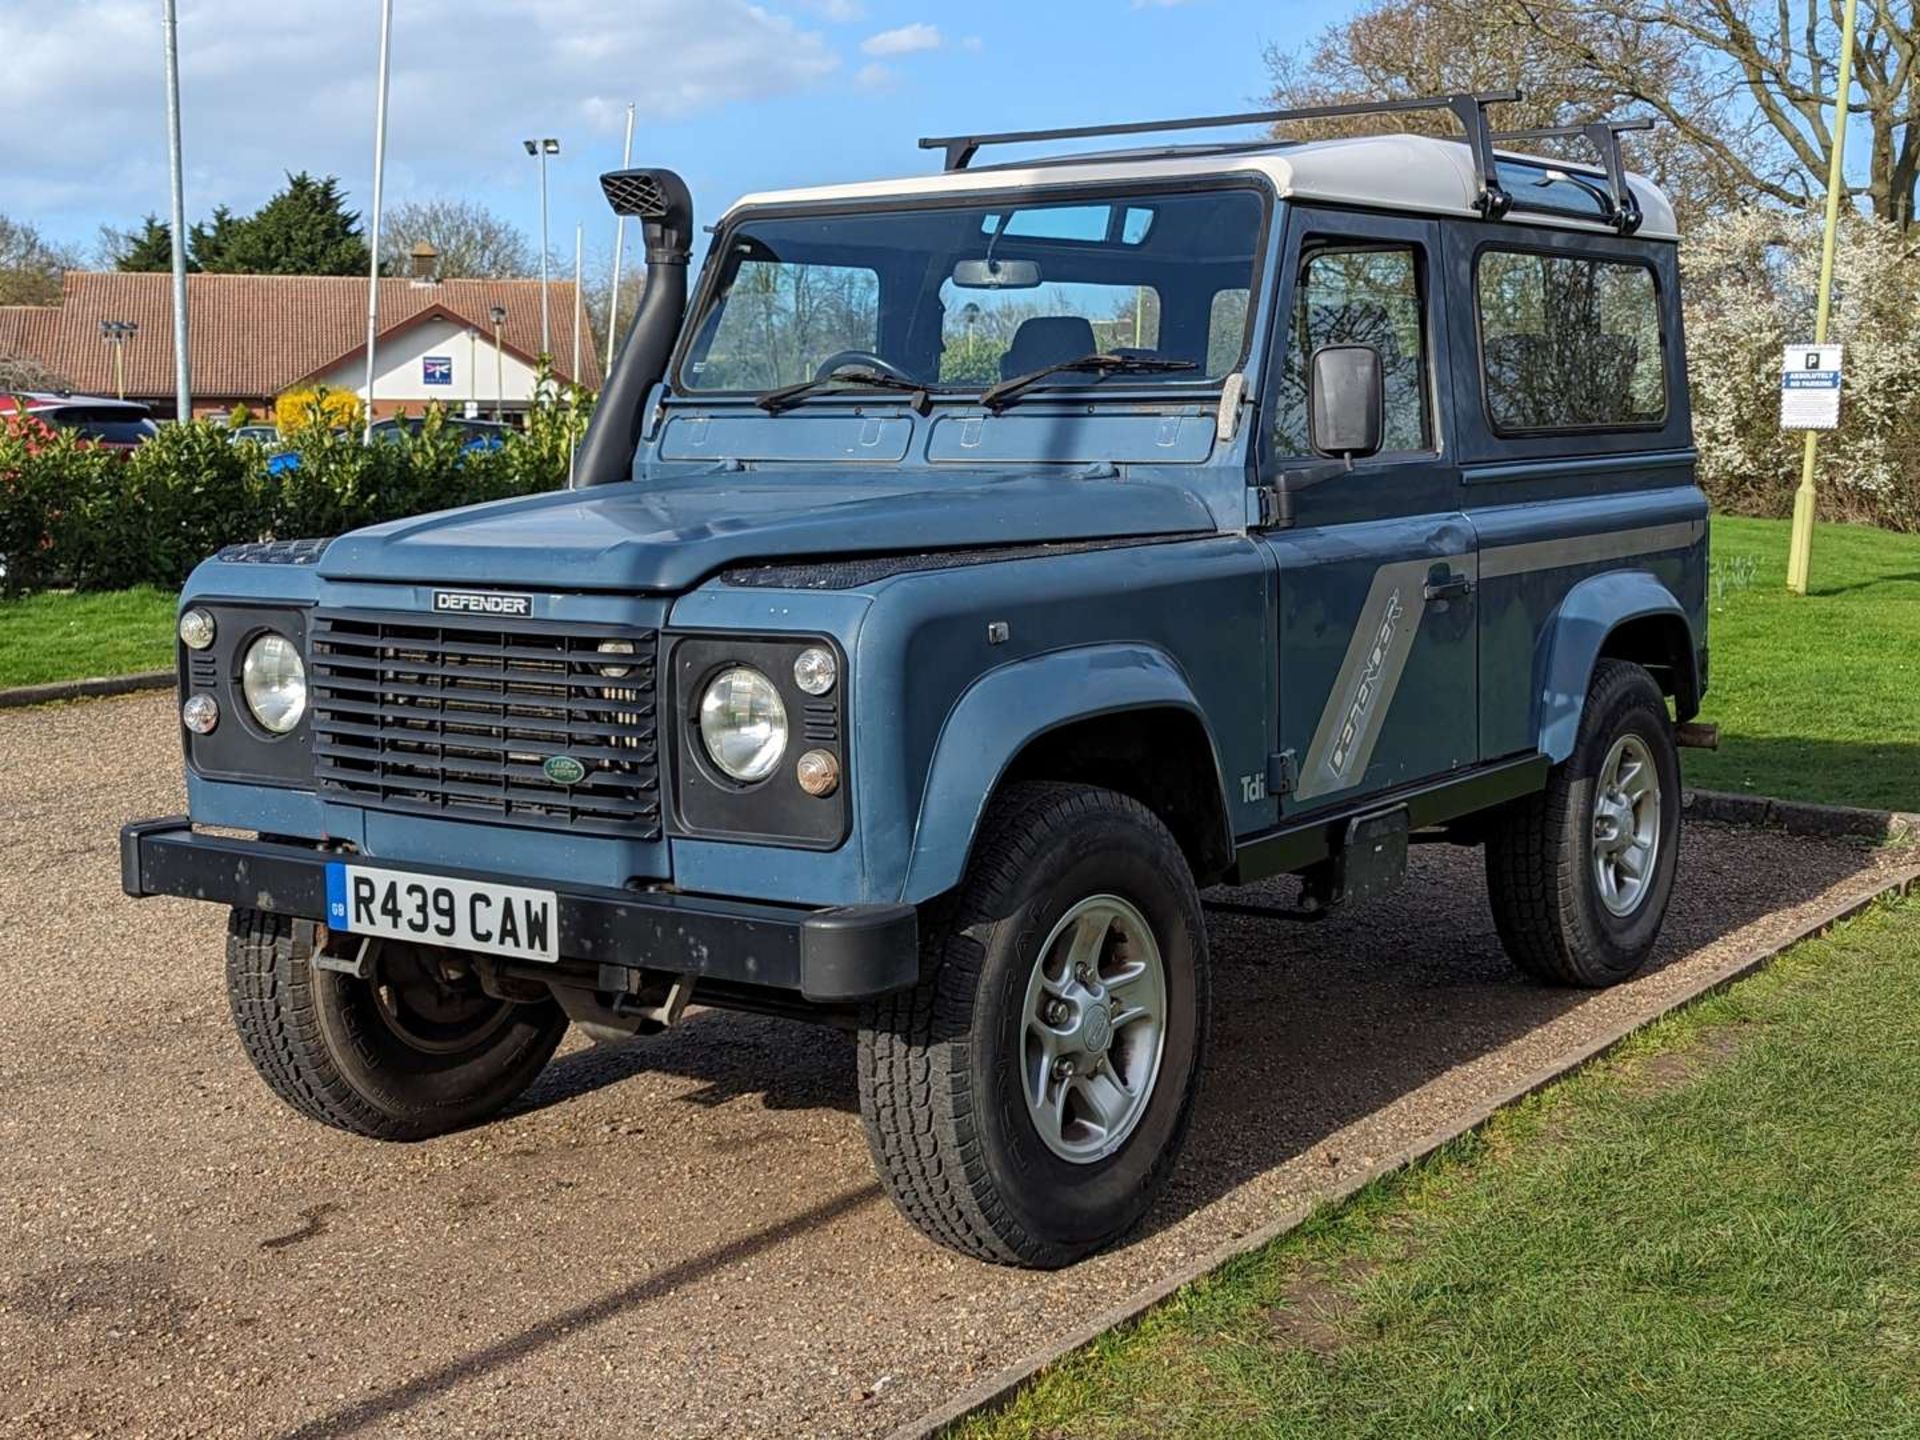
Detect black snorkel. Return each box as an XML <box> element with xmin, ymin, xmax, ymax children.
<box><xmin>573</xmin><ymin>167</ymin><xmax>695</xmax><ymax>488</ymax></box>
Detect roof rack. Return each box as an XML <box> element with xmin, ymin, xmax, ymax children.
<box><xmin>921</xmin><ymin>91</ymin><xmax>1522</xmax><ymax>219</ymax></box>
<box><xmin>919</xmin><ymin>93</ymin><xmax>1655</xmax><ymax>234</ymax></box>
<box><xmin>1490</xmin><ymin>119</ymin><xmax>1653</xmax><ymax>234</ymax></box>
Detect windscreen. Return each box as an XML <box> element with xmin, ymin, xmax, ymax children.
<box><xmin>679</xmin><ymin>187</ymin><xmax>1266</xmax><ymax>395</ymax></box>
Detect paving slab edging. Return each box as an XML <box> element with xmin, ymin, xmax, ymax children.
<box><xmin>0</xmin><ymin>670</ymin><xmax>173</xmax><ymax>710</ymax></box>
<box><xmin>895</xmin><ymin>861</ymin><xmax>1920</xmax><ymax>1440</ymax></box>
<box><xmin>1686</xmin><ymin>788</ymin><xmax>1918</xmax><ymax>842</ymax></box>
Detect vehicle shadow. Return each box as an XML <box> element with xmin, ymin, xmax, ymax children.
<box><xmin>271</xmin><ymin>1181</ymin><xmax>886</xmax><ymax>1440</ymax></box>
<box><xmin>507</xmin><ymin>819</ymin><xmax>1879</xmax><ymax>1239</ymax></box>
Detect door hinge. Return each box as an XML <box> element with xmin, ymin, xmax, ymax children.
<box><xmin>1266</xmin><ymin>750</ymin><xmax>1297</xmax><ymax>797</ymax></box>
<box><xmin>1251</xmin><ymin>485</ymin><xmax>1286</xmax><ymax>529</ymax></box>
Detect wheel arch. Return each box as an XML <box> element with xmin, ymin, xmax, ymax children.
<box><xmin>900</xmin><ymin>644</ymin><xmax>1235</xmax><ymax>903</ymax></box>
<box><xmin>1538</xmin><ymin>570</ymin><xmax>1700</xmax><ymax>764</ymax></box>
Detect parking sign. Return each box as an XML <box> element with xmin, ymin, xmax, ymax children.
<box><xmin>1779</xmin><ymin>344</ymin><xmax>1843</xmax><ymax>430</ymax></box>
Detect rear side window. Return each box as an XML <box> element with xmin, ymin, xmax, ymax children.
<box><xmin>1476</xmin><ymin>250</ymin><xmax>1666</xmax><ymax>433</ymax></box>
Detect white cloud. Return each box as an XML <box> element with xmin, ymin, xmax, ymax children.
<box><xmin>804</xmin><ymin>0</ymin><xmax>865</xmax><ymax>18</ymax></box>
<box><xmin>0</xmin><ymin>0</ymin><xmax>840</xmax><ymax>239</ymax></box>
<box><xmin>860</xmin><ymin>22</ymin><xmax>942</xmax><ymax>56</ymax></box>
<box><xmin>853</xmin><ymin>62</ymin><xmax>897</xmax><ymax>93</ymax></box>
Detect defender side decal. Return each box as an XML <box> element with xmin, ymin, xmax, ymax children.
<box><xmin>1295</xmin><ymin>558</ymin><xmax>1432</xmax><ymax>802</ymax></box>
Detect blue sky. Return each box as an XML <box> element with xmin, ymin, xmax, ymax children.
<box><xmin>2</xmin><ymin>0</ymin><xmax>1352</xmax><ymax>268</ymax></box>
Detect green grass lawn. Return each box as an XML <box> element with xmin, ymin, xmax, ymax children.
<box><xmin>1687</xmin><ymin>516</ymin><xmax>1920</xmax><ymax>810</ymax></box>
<box><xmin>962</xmin><ymin>894</ymin><xmax>1920</xmax><ymax>1440</ymax></box>
<box><xmin>0</xmin><ymin>587</ymin><xmax>177</xmax><ymax>689</ymax></box>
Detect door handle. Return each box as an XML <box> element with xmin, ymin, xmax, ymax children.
<box><xmin>1423</xmin><ymin>572</ymin><xmax>1473</xmax><ymax>604</ymax></box>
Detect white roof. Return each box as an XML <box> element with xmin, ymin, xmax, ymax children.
<box><xmin>725</xmin><ymin>133</ymin><xmax>1679</xmax><ymax>242</ymax></box>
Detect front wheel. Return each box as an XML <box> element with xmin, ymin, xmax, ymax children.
<box><xmin>857</xmin><ymin>783</ymin><xmax>1211</xmax><ymax>1268</ymax></box>
<box><xmin>225</xmin><ymin>908</ymin><xmax>568</xmax><ymax>1140</ymax></box>
<box><xmin>1485</xmin><ymin>659</ymin><xmax>1682</xmax><ymax>987</ymax></box>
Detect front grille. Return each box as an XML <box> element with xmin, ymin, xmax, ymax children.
<box><xmin>309</xmin><ymin>609</ymin><xmax>661</xmax><ymax>840</ymax></box>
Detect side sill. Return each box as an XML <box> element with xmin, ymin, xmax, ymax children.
<box><xmin>1228</xmin><ymin>753</ymin><xmax>1549</xmax><ymax>884</ymax></box>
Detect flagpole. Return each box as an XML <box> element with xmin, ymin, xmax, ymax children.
<box><xmin>360</xmin><ymin>0</ymin><xmax>394</xmax><ymax>442</ymax></box>
<box><xmin>572</xmin><ymin>223</ymin><xmax>583</xmax><ymax>384</ymax></box>
<box><xmin>606</xmin><ymin>101</ymin><xmax>635</xmax><ymax>356</ymax></box>
<box><xmin>162</xmin><ymin>0</ymin><xmax>192</xmax><ymax>420</ymax></box>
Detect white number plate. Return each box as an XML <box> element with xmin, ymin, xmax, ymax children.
<box><xmin>324</xmin><ymin>863</ymin><xmax>559</xmax><ymax>963</ymax></box>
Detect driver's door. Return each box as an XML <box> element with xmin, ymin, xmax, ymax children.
<box><xmin>1256</xmin><ymin>209</ymin><xmax>1477</xmax><ymax>813</ymax></box>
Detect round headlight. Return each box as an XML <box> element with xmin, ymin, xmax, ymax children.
<box><xmin>242</xmin><ymin>632</ymin><xmax>308</xmax><ymax>735</ymax></box>
<box><xmin>698</xmin><ymin>666</ymin><xmax>788</xmax><ymax>782</ymax></box>
<box><xmin>178</xmin><ymin>608</ymin><xmax>216</xmax><ymax>651</ymax></box>
<box><xmin>181</xmin><ymin>693</ymin><xmax>219</xmax><ymax>734</ymax></box>
<box><xmin>793</xmin><ymin>646</ymin><xmax>837</xmax><ymax>696</ymax></box>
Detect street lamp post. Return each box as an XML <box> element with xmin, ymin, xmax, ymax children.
<box><xmin>99</xmin><ymin>319</ymin><xmax>139</xmax><ymax>401</ymax></box>
<box><xmin>489</xmin><ymin>304</ymin><xmax>507</xmax><ymax>422</ymax></box>
<box><xmin>523</xmin><ymin>137</ymin><xmax>560</xmax><ymax>357</ymax></box>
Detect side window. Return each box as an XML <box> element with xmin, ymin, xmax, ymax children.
<box><xmin>1273</xmin><ymin>245</ymin><xmax>1431</xmax><ymax>457</ymax></box>
<box><xmin>1477</xmin><ymin>250</ymin><xmax>1666</xmax><ymax>432</ymax></box>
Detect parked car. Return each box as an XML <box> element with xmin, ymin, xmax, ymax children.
<box><xmin>0</xmin><ymin>393</ymin><xmax>157</xmax><ymax>449</ymax></box>
<box><xmin>261</xmin><ymin>415</ymin><xmax>510</xmax><ymax>475</ymax></box>
<box><xmin>226</xmin><ymin>424</ymin><xmax>281</xmax><ymax>445</ymax></box>
<box><xmin>369</xmin><ymin>416</ymin><xmax>513</xmax><ymax>452</ymax></box>
<box><xmin>123</xmin><ymin>92</ymin><xmax>1708</xmax><ymax>1269</ymax></box>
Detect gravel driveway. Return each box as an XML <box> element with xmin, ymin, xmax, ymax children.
<box><xmin>0</xmin><ymin>693</ymin><xmax>1903</xmax><ymax>1439</ymax></box>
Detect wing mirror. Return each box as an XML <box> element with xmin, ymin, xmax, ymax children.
<box><xmin>1308</xmin><ymin>344</ymin><xmax>1385</xmax><ymax>462</ymax></box>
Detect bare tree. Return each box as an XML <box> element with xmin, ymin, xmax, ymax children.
<box><xmin>0</xmin><ymin>353</ymin><xmax>73</xmax><ymax>392</ymax></box>
<box><xmin>1520</xmin><ymin>1</ymin><xmax>1920</xmax><ymax>228</ymax></box>
<box><xmin>1264</xmin><ymin>0</ymin><xmax>1916</xmax><ymax>228</ymax></box>
<box><xmin>381</xmin><ymin>198</ymin><xmax>536</xmax><ymax>279</ymax></box>
<box><xmin>0</xmin><ymin>215</ymin><xmax>78</xmax><ymax>306</ymax></box>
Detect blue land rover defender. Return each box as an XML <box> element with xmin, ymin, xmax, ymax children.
<box><xmin>124</xmin><ymin>93</ymin><xmax>1707</xmax><ymax>1268</ymax></box>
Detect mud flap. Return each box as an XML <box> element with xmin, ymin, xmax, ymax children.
<box><xmin>1303</xmin><ymin>805</ymin><xmax>1410</xmax><ymax>912</ymax></box>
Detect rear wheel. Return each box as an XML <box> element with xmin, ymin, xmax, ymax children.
<box><xmin>225</xmin><ymin>908</ymin><xmax>568</xmax><ymax>1140</ymax></box>
<box><xmin>1485</xmin><ymin>660</ymin><xmax>1682</xmax><ymax>987</ymax></box>
<box><xmin>858</xmin><ymin>783</ymin><xmax>1210</xmax><ymax>1268</ymax></box>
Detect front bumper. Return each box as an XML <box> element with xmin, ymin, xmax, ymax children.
<box><xmin>119</xmin><ymin>817</ymin><xmax>918</xmax><ymax>1002</ymax></box>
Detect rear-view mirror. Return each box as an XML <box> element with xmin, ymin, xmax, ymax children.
<box><xmin>951</xmin><ymin>258</ymin><xmax>1042</xmax><ymax>289</ymax></box>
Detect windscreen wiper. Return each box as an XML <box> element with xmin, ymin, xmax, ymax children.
<box><xmin>979</xmin><ymin>353</ymin><xmax>1199</xmax><ymax>413</ymax></box>
<box><xmin>756</xmin><ymin>364</ymin><xmax>932</xmax><ymax>415</ymax></box>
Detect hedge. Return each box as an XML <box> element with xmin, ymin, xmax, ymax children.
<box><xmin>0</xmin><ymin>396</ymin><xmax>585</xmax><ymax>597</ymax></box>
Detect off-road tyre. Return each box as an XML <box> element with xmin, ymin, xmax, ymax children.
<box><xmin>1485</xmin><ymin>660</ymin><xmax>1682</xmax><ymax>988</ymax></box>
<box><xmin>857</xmin><ymin>783</ymin><xmax>1210</xmax><ymax>1268</ymax></box>
<box><xmin>225</xmin><ymin>907</ymin><xmax>569</xmax><ymax>1140</ymax></box>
